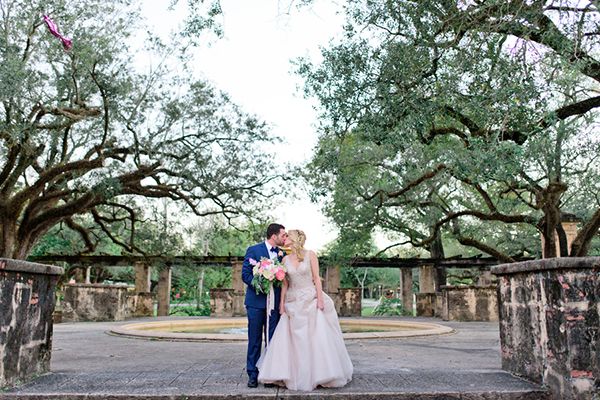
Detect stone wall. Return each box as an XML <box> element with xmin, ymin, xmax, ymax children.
<box><xmin>439</xmin><ymin>285</ymin><xmax>498</xmax><ymax>321</ymax></box>
<box><xmin>0</xmin><ymin>258</ymin><xmax>63</xmax><ymax>388</ymax></box>
<box><xmin>62</xmin><ymin>284</ymin><xmax>131</xmax><ymax>322</ymax></box>
<box><xmin>492</xmin><ymin>257</ymin><xmax>599</xmax><ymax>400</ymax></box>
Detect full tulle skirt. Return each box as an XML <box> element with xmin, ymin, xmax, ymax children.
<box><xmin>257</xmin><ymin>290</ymin><xmax>353</xmax><ymax>391</ymax></box>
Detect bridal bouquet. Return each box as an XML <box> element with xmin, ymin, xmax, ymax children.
<box><xmin>249</xmin><ymin>257</ymin><xmax>287</xmax><ymax>295</ymax></box>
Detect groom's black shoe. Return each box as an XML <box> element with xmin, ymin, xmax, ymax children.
<box><xmin>247</xmin><ymin>377</ymin><xmax>258</xmax><ymax>388</ymax></box>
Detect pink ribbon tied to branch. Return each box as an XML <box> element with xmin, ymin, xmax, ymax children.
<box><xmin>43</xmin><ymin>15</ymin><xmax>73</xmax><ymax>50</ymax></box>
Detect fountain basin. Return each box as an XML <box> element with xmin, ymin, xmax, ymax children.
<box><xmin>110</xmin><ymin>317</ymin><xmax>453</xmax><ymax>341</ymax></box>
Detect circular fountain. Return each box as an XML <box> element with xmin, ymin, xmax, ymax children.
<box><xmin>110</xmin><ymin>318</ymin><xmax>453</xmax><ymax>341</ymax></box>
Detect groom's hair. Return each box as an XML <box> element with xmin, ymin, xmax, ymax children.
<box><xmin>266</xmin><ymin>223</ymin><xmax>285</xmax><ymax>239</ymax></box>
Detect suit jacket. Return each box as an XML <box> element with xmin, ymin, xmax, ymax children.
<box><xmin>242</xmin><ymin>242</ymin><xmax>284</xmax><ymax>309</ymax></box>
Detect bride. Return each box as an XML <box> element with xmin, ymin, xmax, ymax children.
<box><xmin>257</xmin><ymin>229</ymin><xmax>353</xmax><ymax>391</ymax></box>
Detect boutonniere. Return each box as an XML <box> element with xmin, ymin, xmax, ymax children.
<box><xmin>278</xmin><ymin>250</ymin><xmax>284</xmax><ymax>257</ymax></box>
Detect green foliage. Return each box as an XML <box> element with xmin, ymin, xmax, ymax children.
<box><xmin>0</xmin><ymin>0</ymin><xmax>282</xmax><ymax>258</ymax></box>
<box><xmin>372</xmin><ymin>297</ymin><xmax>409</xmax><ymax>317</ymax></box>
<box><xmin>30</xmin><ymin>222</ymin><xmax>121</xmax><ymax>256</ymax></box>
<box><xmin>298</xmin><ymin>1</ymin><xmax>600</xmax><ymax>259</ymax></box>
<box><xmin>170</xmin><ymin>300</ymin><xmax>211</xmax><ymax>317</ymax></box>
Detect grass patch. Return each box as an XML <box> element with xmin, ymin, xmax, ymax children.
<box><xmin>361</xmin><ymin>306</ymin><xmax>375</xmax><ymax>316</ymax></box>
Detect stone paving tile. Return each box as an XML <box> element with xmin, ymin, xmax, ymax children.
<box><xmin>4</xmin><ymin>370</ymin><xmax>543</xmax><ymax>396</ymax></box>
<box><xmin>1</xmin><ymin>317</ymin><xmax>550</xmax><ymax>399</ymax></box>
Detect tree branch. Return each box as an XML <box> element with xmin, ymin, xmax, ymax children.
<box><xmin>363</xmin><ymin>164</ymin><xmax>447</xmax><ymax>201</ymax></box>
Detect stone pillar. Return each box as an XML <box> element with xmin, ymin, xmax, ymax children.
<box><xmin>416</xmin><ymin>264</ymin><xmax>436</xmax><ymax>317</ymax></box>
<box><xmin>324</xmin><ymin>265</ymin><xmax>340</xmax><ymax>294</ymax></box>
<box><xmin>0</xmin><ymin>258</ymin><xmax>64</xmax><ymax>388</ymax></box>
<box><xmin>84</xmin><ymin>266</ymin><xmax>92</xmax><ymax>284</ymax></box>
<box><xmin>231</xmin><ymin>261</ymin><xmax>244</xmax><ymax>294</ymax></box>
<box><xmin>231</xmin><ymin>261</ymin><xmax>246</xmax><ymax>316</ymax></box>
<box><xmin>324</xmin><ymin>265</ymin><xmax>341</xmax><ymax>314</ymax></box>
<box><xmin>492</xmin><ymin>257</ymin><xmax>600</xmax><ymax>400</ymax></box>
<box><xmin>400</xmin><ymin>268</ymin><xmax>413</xmax><ymax>313</ymax></box>
<box><xmin>419</xmin><ymin>264</ymin><xmax>436</xmax><ymax>293</ymax></box>
<box><xmin>156</xmin><ymin>266</ymin><xmax>171</xmax><ymax>317</ymax></box>
<box><xmin>134</xmin><ymin>261</ymin><xmax>151</xmax><ymax>293</ymax></box>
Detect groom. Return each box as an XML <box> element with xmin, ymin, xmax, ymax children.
<box><xmin>242</xmin><ymin>223</ymin><xmax>287</xmax><ymax>388</ymax></box>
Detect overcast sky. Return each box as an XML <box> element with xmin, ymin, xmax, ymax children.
<box><xmin>141</xmin><ymin>1</ymin><xmax>346</xmax><ymax>251</ymax></box>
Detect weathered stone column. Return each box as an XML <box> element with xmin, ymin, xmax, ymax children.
<box><xmin>134</xmin><ymin>261</ymin><xmax>151</xmax><ymax>293</ymax></box>
<box><xmin>492</xmin><ymin>257</ymin><xmax>600</xmax><ymax>400</ymax></box>
<box><xmin>156</xmin><ymin>266</ymin><xmax>171</xmax><ymax>317</ymax></box>
<box><xmin>419</xmin><ymin>264</ymin><xmax>436</xmax><ymax>293</ymax></box>
<box><xmin>416</xmin><ymin>264</ymin><xmax>436</xmax><ymax>317</ymax></box>
<box><xmin>400</xmin><ymin>267</ymin><xmax>413</xmax><ymax>313</ymax></box>
<box><xmin>84</xmin><ymin>266</ymin><xmax>92</xmax><ymax>284</ymax></box>
<box><xmin>324</xmin><ymin>265</ymin><xmax>340</xmax><ymax>294</ymax></box>
<box><xmin>231</xmin><ymin>261</ymin><xmax>244</xmax><ymax>294</ymax></box>
<box><xmin>231</xmin><ymin>261</ymin><xmax>245</xmax><ymax>316</ymax></box>
<box><xmin>0</xmin><ymin>258</ymin><xmax>64</xmax><ymax>388</ymax></box>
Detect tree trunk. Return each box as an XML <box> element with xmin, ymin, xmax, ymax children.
<box><xmin>0</xmin><ymin>216</ymin><xmax>17</xmax><ymax>258</ymax></box>
<box><xmin>196</xmin><ymin>269</ymin><xmax>205</xmax><ymax>310</ymax></box>
<box><xmin>539</xmin><ymin>183</ymin><xmax>567</xmax><ymax>259</ymax></box>
<box><xmin>428</xmin><ymin>230</ymin><xmax>446</xmax><ymax>290</ymax></box>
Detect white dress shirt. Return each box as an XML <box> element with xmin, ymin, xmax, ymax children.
<box><xmin>264</xmin><ymin>240</ymin><xmax>278</xmax><ymax>260</ymax></box>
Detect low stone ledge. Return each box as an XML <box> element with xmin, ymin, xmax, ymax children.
<box><xmin>210</xmin><ymin>288</ymin><xmax>235</xmax><ymax>317</ymax></box>
<box><xmin>415</xmin><ymin>293</ymin><xmax>437</xmax><ymax>317</ymax></box>
<box><xmin>335</xmin><ymin>288</ymin><xmax>361</xmax><ymax>317</ymax></box>
<box><xmin>439</xmin><ymin>285</ymin><xmax>498</xmax><ymax>322</ymax></box>
<box><xmin>62</xmin><ymin>284</ymin><xmax>132</xmax><ymax>322</ymax></box>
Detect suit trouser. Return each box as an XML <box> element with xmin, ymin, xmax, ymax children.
<box><xmin>246</xmin><ymin>306</ymin><xmax>281</xmax><ymax>379</ymax></box>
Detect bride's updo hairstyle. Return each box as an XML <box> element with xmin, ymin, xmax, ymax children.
<box><xmin>287</xmin><ymin>230</ymin><xmax>307</xmax><ymax>262</ymax></box>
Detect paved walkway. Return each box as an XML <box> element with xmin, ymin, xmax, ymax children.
<box><xmin>2</xmin><ymin>317</ymin><xmax>547</xmax><ymax>399</ymax></box>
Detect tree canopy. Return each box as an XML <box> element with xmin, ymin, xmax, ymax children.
<box><xmin>0</xmin><ymin>0</ymin><xmax>281</xmax><ymax>258</ymax></box>
<box><xmin>299</xmin><ymin>0</ymin><xmax>600</xmax><ymax>259</ymax></box>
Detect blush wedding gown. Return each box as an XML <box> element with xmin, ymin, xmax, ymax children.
<box><xmin>257</xmin><ymin>252</ymin><xmax>353</xmax><ymax>391</ymax></box>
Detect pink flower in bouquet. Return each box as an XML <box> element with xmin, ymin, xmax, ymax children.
<box><xmin>275</xmin><ymin>268</ymin><xmax>285</xmax><ymax>281</ymax></box>
<box><xmin>260</xmin><ymin>259</ymin><xmax>271</xmax><ymax>268</ymax></box>
<box><xmin>249</xmin><ymin>258</ymin><xmax>258</xmax><ymax>266</ymax></box>
<box><xmin>263</xmin><ymin>269</ymin><xmax>274</xmax><ymax>281</ymax></box>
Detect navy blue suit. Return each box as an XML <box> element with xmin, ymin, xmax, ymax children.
<box><xmin>242</xmin><ymin>242</ymin><xmax>283</xmax><ymax>380</ymax></box>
